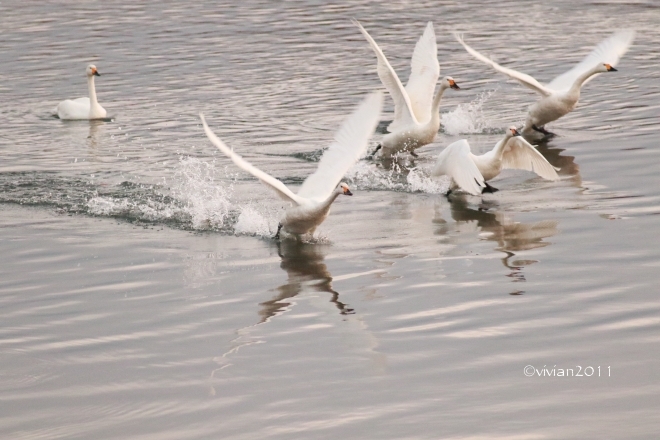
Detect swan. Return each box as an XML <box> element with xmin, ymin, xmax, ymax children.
<box><xmin>55</xmin><ymin>64</ymin><xmax>107</xmax><ymax>120</ymax></box>
<box><xmin>353</xmin><ymin>20</ymin><xmax>460</xmax><ymax>157</ymax></box>
<box><xmin>432</xmin><ymin>127</ymin><xmax>560</xmax><ymax>195</ymax></box>
<box><xmin>455</xmin><ymin>31</ymin><xmax>635</xmax><ymax>136</ymax></box>
<box><xmin>200</xmin><ymin>92</ymin><xmax>383</xmax><ymax>239</ymax></box>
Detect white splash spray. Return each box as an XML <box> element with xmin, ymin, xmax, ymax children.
<box><xmin>170</xmin><ymin>157</ymin><xmax>234</xmax><ymax>230</ymax></box>
<box><xmin>442</xmin><ymin>89</ymin><xmax>498</xmax><ymax>135</ymax></box>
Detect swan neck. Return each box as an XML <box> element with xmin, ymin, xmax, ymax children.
<box><xmin>429</xmin><ymin>84</ymin><xmax>447</xmax><ymax>125</ymax></box>
<box><xmin>321</xmin><ymin>190</ymin><xmax>342</xmax><ymax>210</ymax></box>
<box><xmin>570</xmin><ymin>65</ymin><xmax>601</xmax><ymax>92</ymax></box>
<box><xmin>493</xmin><ymin>136</ymin><xmax>511</xmax><ymax>160</ymax></box>
<box><xmin>87</xmin><ymin>75</ymin><xmax>98</xmax><ymax>106</ymax></box>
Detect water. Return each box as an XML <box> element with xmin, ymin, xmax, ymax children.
<box><xmin>1</xmin><ymin>1</ymin><xmax>660</xmax><ymax>438</ymax></box>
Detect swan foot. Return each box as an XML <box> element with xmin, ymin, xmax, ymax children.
<box><xmin>274</xmin><ymin>223</ymin><xmax>283</xmax><ymax>240</ymax></box>
<box><xmin>481</xmin><ymin>182</ymin><xmax>499</xmax><ymax>194</ymax></box>
<box><xmin>532</xmin><ymin>124</ymin><xmax>555</xmax><ymax>137</ymax></box>
<box><xmin>368</xmin><ymin>144</ymin><xmax>382</xmax><ymax>159</ymax></box>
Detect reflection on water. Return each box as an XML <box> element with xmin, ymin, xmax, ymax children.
<box><xmin>534</xmin><ymin>140</ymin><xmax>582</xmax><ymax>186</ymax></box>
<box><xmin>442</xmin><ymin>195</ymin><xmax>558</xmax><ymax>284</ymax></box>
<box><xmin>259</xmin><ymin>240</ymin><xmax>354</xmax><ymax>323</ymax></box>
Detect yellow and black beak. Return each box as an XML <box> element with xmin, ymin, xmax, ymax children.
<box><xmin>343</xmin><ymin>188</ymin><xmax>353</xmax><ymax>196</ymax></box>
<box><xmin>605</xmin><ymin>64</ymin><xmax>617</xmax><ymax>72</ymax></box>
<box><xmin>449</xmin><ymin>79</ymin><xmax>460</xmax><ymax>90</ymax></box>
<box><xmin>512</xmin><ymin>128</ymin><xmax>521</xmax><ymax>137</ymax></box>
<box><xmin>93</xmin><ymin>69</ymin><xmax>101</xmax><ymax>76</ymax></box>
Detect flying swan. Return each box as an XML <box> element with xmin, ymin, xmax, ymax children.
<box><xmin>354</xmin><ymin>20</ymin><xmax>460</xmax><ymax>157</ymax></box>
<box><xmin>55</xmin><ymin>64</ymin><xmax>108</xmax><ymax>120</ymax></box>
<box><xmin>200</xmin><ymin>92</ymin><xmax>383</xmax><ymax>239</ymax></box>
<box><xmin>455</xmin><ymin>31</ymin><xmax>635</xmax><ymax>136</ymax></box>
<box><xmin>432</xmin><ymin>127</ymin><xmax>560</xmax><ymax>195</ymax></box>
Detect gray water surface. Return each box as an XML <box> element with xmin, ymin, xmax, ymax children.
<box><xmin>1</xmin><ymin>1</ymin><xmax>660</xmax><ymax>439</ymax></box>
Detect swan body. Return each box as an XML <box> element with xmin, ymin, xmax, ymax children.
<box><xmin>456</xmin><ymin>31</ymin><xmax>634</xmax><ymax>135</ymax></box>
<box><xmin>354</xmin><ymin>20</ymin><xmax>459</xmax><ymax>156</ymax></box>
<box><xmin>55</xmin><ymin>64</ymin><xmax>107</xmax><ymax>120</ymax></box>
<box><xmin>200</xmin><ymin>92</ymin><xmax>383</xmax><ymax>238</ymax></box>
<box><xmin>433</xmin><ymin>127</ymin><xmax>560</xmax><ymax>195</ymax></box>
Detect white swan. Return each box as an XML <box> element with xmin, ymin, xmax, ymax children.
<box><xmin>432</xmin><ymin>127</ymin><xmax>560</xmax><ymax>195</ymax></box>
<box><xmin>456</xmin><ymin>31</ymin><xmax>634</xmax><ymax>136</ymax></box>
<box><xmin>353</xmin><ymin>20</ymin><xmax>460</xmax><ymax>157</ymax></box>
<box><xmin>55</xmin><ymin>64</ymin><xmax>107</xmax><ymax>120</ymax></box>
<box><xmin>200</xmin><ymin>92</ymin><xmax>383</xmax><ymax>239</ymax></box>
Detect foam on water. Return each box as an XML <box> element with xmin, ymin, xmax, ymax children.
<box><xmin>346</xmin><ymin>161</ymin><xmax>449</xmax><ymax>194</ymax></box>
<box><xmin>442</xmin><ymin>89</ymin><xmax>498</xmax><ymax>135</ymax></box>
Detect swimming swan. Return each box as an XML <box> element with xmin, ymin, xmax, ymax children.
<box><xmin>455</xmin><ymin>31</ymin><xmax>634</xmax><ymax>136</ymax></box>
<box><xmin>200</xmin><ymin>92</ymin><xmax>383</xmax><ymax>239</ymax></box>
<box><xmin>432</xmin><ymin>127</ymin><xmax>560</xmax><ymax>195</ymax></box>
<box><xmin>353</xmin><ymin>20</ymin><xmax>460</xmax><ymax>157</ymax></box>
<box><xmin>55</xmin><ymin>64</ymin><xmax>107</xmax><ymax>120</ymax></box>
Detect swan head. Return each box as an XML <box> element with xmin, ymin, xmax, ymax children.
<box><xmin>338</xmin><ymin>182</ymin><xmax>353</xmax><ymax>196</ymax></box>
<box><xmin>602</xmin><ymin>63</ymin><xmax>617</xmax><ymax>72</ymax></box>
<box><xmin>86</xmin><ymin>64</ymin><xmax>100</xmax><ymax>77</ymax></box>
<box><xmin>507</xmin><ymin>126</ymin><xmax>521</xmax><ymax>137</ymax></box>
<box><xmin>442</xmin><ymin>76</ymin><xmax>460</xmax><ymax>90</ymax></box>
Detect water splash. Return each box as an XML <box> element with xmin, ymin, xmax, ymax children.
<box><xmin>169</xmin><ymin>157</ymin><xmax>234</xmax><ymax>230</ymax></box>
<box><xmin>234</xmin><ymin>204</ymin><xmax>278</xmax><ymax>237</ymax></box>
<box><xmin>345</xmin><ymin>161</ymin><xmax>448</xmax><ymax>194</ymax></box>
<box><xmin>406</xmin><ymin>168</ymin><xmax>450</xmax><ymax>194</ymax></box>
<box><xmin>442</xmin><ymin>89</ymin><xmax>498</xmax><ymax>135</ymax></box>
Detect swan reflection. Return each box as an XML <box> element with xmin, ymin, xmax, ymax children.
<box><xmin>258</xmin><ymin>240</ymin><xmax>354</xmax><ymax>323</ymax></box>
<box><xmin>442</xmin><ymin>195</ymin><xmax>558</xmax><ymax>282</ymax></box>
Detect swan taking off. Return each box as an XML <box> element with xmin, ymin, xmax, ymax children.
<box><xmin>200</xmin><ymin>92</ymin><xmax>383</xmax><ymax>239</ymax></box>
<box><xmin>455</xmin><ymin>31</ymin><xmax>634</xmax><ymax>136</ymax></box>
<box><xmin>55</xmin><ymin>64</ymin><xmax>108</xmax><ymax>120</ymax></box>
<box><xmin>432</xmin><ymin>127</ymin><xmax>560</xmax><ymax>195</ymax></box>
<box><xmin>353</xmin><ymin>20</ymin><xmax>460</xmax><ymax>157</ymax></box>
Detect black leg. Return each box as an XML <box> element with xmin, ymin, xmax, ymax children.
<box><xmin>369</xmin><ymin>144</ymin><xmax>383</xmax><ymax>159</ymax></box>
<box><xmin>482</xmin><ymin>181</ymin><xmax>499</xmax><ymax>194</ymax></box>
<box><xmin>274</xmin><ymin>223</ymin><xmax>283</xmax><ymax>240</ymax></box>
<box><xmin>532</xmin><ymin>124</ymin><xmax>555</xmax><ymax>137</ymax></box>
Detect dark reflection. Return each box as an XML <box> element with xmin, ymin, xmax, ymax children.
<box><xmin>86</xmin><ymin>119</ymin><xmax>105</xmax><ymax>149</ymax></box>
<box><xmin>258</xmin><ymin>240</ymin><xmax>354</xmax><ymax>323</ymax></box>
<box><xmin>441</xmin><ymin>195</ymin><xmax>558</xmax><ymax>282</ymax></box>
<box><xmin>532</xmin><ymin>138</ymin><xmax>582</xmax><ymax>186</ymax></box>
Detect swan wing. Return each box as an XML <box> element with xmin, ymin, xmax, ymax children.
<box><xmin>433</xmin><ymin>139</ymin><xmax>485</xmax><ymax>196</ymax></box>
<box><xmin>297</xmin><ymin>92</ymin><xmax>383</xmax><ymax>202</ymax></box>
<box><xmin>353</xmin><ymin>20</ymin><xmax>418</xmax><ymax>131</ymax></box>
<box><xmin>547</xmin><ymin>30</ymin><xmax>635</xmax><ymax>92</ymax></box>
<box><xmin>455</xmin><ymin>34</ymin><xmax>553</xmax><ymax>97</ymax></box>
<box><xmin>401</xmin><ymin>21</ymin><xmax>440</xmax><ymax>127</ymax></box>
<box><xmin>200</xmin><ymin>114</ymin><xmax>305</xmax><ymax>206</ymax></box>
<box><xmin>501</xmin><ymin>136</ymin><xmax>560</xmax><ymax>181</ymax></box>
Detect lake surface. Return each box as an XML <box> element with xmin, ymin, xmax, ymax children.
<box><xmin>1</xmin><ymin>1</ymin><xmax>660</xmax><ymax>438</ymax></box>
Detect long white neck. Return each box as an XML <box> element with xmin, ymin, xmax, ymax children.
<box><xmin>87</xmin><ymin>75</ymin><xmax>98</xmax><ymax>106</ymax></box>
<box><xmin>428</xmin><ymin>83</ymin><xmax>449</xmax><ymax>128</ymax></box>
<box><xmin>568</xmin><ymin>64</ymin><xmax>603</xmax><ymax>96</ymax></box>
<box><xmin>491</xmin><ymin>134</ymin><xmax>514</xmax><ymax>160</ymax></box>
<box><xmin>320</xmin><ymin>189</ymin><xmax>342</xmax><ymax>211</ymax></box>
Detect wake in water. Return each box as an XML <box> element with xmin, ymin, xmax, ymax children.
<box><xmin>441</xmin><ymin>89</ymin><xmax>500</xmax><ymax>135</ymax></box>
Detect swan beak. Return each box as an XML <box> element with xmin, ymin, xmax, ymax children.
<box><xmin>449</xmin><ymin>80</ymin><xmax>460</xmax><ymax>90</ymax></box>
<box><xmin>93</xmin><ymin>70</ymin><xmax>101</xmax><ymax>76</ymax></box>
<box><xmin>343</xmin><ymin>188</ymin><xmax>353</xmax><ymax>196</ymax></box>
<box><xmin>605</xmin><ymin>64</ymin><xmax>617</xmax><ymax>72</ymax></box>
<box><xmin>512</xmin><ymin>128</ymin><xmax>521</xmax><ymax>137</ymax></box>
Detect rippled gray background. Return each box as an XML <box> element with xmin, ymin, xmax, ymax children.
<box><xmin>1</xmin><ymin>1</ymin><xmax>660</xmax><ymax>438</ymax></box>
